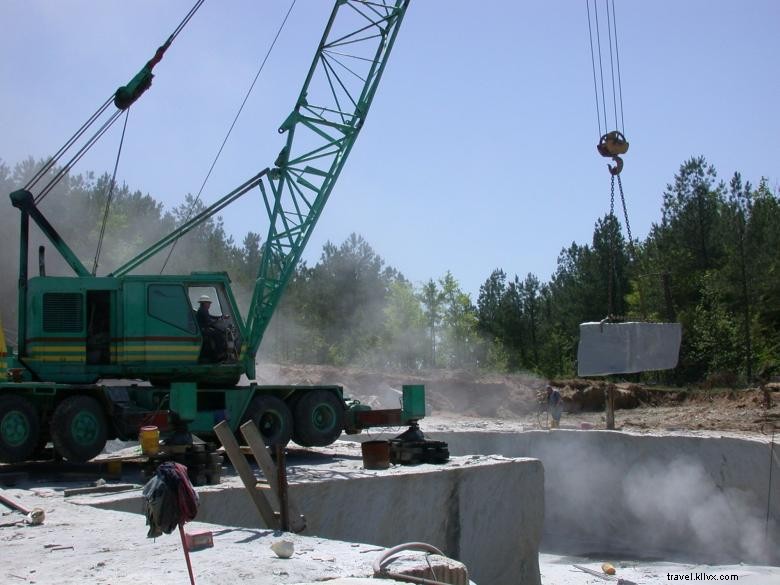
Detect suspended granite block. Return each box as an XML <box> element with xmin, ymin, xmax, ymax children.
<box><xmin>577</xmin><ymin>321</ymin><xmax>682</xmax><ymax>376</ymax></box>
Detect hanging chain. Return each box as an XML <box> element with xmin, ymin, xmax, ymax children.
<box><xmin>617</xmin><ymin>174</ymin><xmax>635</xmax><ymax>260</ymax></box>
<box><xmin>607</xmin><ymin>174</ymin><xmax>616</xmax><ymax>318</ymax></box>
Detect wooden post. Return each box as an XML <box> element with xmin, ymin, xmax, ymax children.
<box><xmin>213</xmin><ymin>421</ymin><xmax>278</xmax><ymax>530</ymax></box>
<box><xmin>239</xmin><ymin>421</ymin><xmax>306</xmax><ymax>533</ymax></box>
<box><xmin>606</xmin><ymin>384</ymin><xmax>616</xmax><ymax>430</ymax></box>
<box><xmin>276</xmin><ymin>445</ymin><xmax>290</xmax><ymax>532</ymax></box>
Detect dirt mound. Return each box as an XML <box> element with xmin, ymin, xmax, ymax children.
<box><xmin>254</xmin><ymin>363</ymin><xmax>780</xmax><ymax>433</ymax></box>
<box><xmin>255</xmin><ymin>363</ymin><xmax>543</xmax><ymax>418</ymax></box>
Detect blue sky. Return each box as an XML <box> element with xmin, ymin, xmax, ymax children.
<box><xmin>1</xmin><ymin>1</ymin><xmax>778</xmax><ymax>298</ymax></box>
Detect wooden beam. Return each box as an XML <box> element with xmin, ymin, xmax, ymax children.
<box><xmin>239</xmin><ymin>421</ymin><xmax>306</xmax><ymax>533</ymax></box>
<box><xmin>213</xmin><ymin>421</ymin><xmax>278</xmax><ymax>530</ymax></box>
<box><xmin>606</xmin><ymin>384</ymin><xmax>616</xmax><ymax>430</ymax></box>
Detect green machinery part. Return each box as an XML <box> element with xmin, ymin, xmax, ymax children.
<box><xmin>111</xmin><ymin>1</ymin><xmax>411</xmax><ymax>379</ymax></box>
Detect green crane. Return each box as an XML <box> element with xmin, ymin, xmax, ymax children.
<box><xmin>0</xmin><ymin>1</ymin><xmax>424</xmax><ymax>465</ymax></box>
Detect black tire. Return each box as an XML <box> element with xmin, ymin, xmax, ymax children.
<box><xmin>292</xmin><ymin>390</ymin><xmax>344</xmax><ymax>447</ymax></box>
<box><xmin>51</xmin><ymin>395</ymin><xmax>108</xmax><ymax>462</ymax></box>
<box><xmin>241</xmin><ymin>395</ymin><xmax>292</xmax><ymax>449</ymax></box>
<box><xmin>0</xmin><ymin>395</ymin><xmax>40</xmax><ymax>463</ymax></box>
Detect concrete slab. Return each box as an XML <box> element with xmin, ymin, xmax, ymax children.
<box><xmin>83</xmin><ymin>454</ymin><xmax>545</xmax><ymax>585</ymax></box>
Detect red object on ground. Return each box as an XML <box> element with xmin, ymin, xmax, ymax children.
<box><xmin>184</xmin><ymin>530</ymin><xmax>214</xmax><ymax>551</ymax></box>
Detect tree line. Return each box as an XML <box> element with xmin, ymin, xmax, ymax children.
<box><xmin>1</xmin><ymin>156</ymin><xmax>778</xmax><ymax>384</ymax></box>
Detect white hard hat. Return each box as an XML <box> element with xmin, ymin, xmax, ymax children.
<box><xmin>198</xmin><ymin>294</ymin><xmax>212</xmax><ymax>303</ymax></box>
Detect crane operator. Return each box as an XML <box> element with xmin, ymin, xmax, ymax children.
<box><xmin>196</xmin><ymin>294</ymin><xmax>227</xmax><ymax>363</ymax></box>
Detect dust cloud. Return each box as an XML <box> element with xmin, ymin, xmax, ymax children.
<box><xmin>534</xmin><ymin>433</ymin><xmax>776</xmax><ymax>565</ymax></box>
<box><xmin>622</xmin><ymin>456</ymin><xmax>770</xmax><ymax>563</ymax></box>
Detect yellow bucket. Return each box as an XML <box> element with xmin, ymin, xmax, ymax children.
<box><xmin>139</xmin><ymin>425</ymin><xmax>160</xmax><ymax>456</ymax></box>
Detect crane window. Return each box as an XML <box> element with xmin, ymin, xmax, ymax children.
<box><xmin>188</xmin><ymin>286</ymin><xmax>223</xmax><ymax>316</ymax></box>
<box><xmin>43</xmin><ymin>292</ymin><xmax>83</xmax><ymax>333</ymax></box>
<box><xmin>148</xmin><ymin>284</ymin><xmax>197</xmax><ymax>334</ymax></box>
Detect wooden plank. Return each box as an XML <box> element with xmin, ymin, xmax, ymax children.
<box><xmin>239</xmin><ymin>421</ymin><xmax>306</xmax><ymax>533</ymax></box>
<box><xmin>213</xmin><ymin>421</ymin><xmax>278</xmax><ymax>530</ymax></box>
<box><xmin>606</xmin><ymin>384</ymin><xmax>616</xmax><ymax>430</ymax></box>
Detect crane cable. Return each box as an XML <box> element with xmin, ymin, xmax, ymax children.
<box><xmin>587</xmin><ymin>0</ymin><xmax>637</xmax><ymax>319</ymax></box>
<box><xmin>159</xmin><ymin>0</ymin><xmax>298</xmax><ymax>274</ymax></box>
<box><xmin>586</xmin><ymin>0</ymin><xmax>625</xmax><ymax>142</ymax></box>
<box><xmin>33</xmin><ymin>108</ymin><xmax>124</xmax><ymax>205</ymax></box>
<box><xmin>92</xmin><ymin>110</ymin><xmax>130</xmax><ymax>275</ymax></box>
<box><xmin>28</xmin><ymin>0</ymin><xmax>205</xmax><ymax>205</ymax></box>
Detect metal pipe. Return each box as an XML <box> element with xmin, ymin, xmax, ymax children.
<box><xmin>17</xmin><ymin>210</ymin><xmax>29</xmax><ymax>357</ymax></box>
<box><xmin>110</xmin><ymin>169</ymin><xmax>268</xmax><ymax>277</ymax></box>
<box><xmin>38</xmin><ymin>246</ymin><xmax>46</xmax><ymax>277</ymax></box>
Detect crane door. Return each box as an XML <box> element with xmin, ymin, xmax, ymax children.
<box><xmin>86</xmin><ymin>291</ymin><xmax>111</xmax><ymax>365</ymax></box>
<box><xmin>120</xmin><ymin>282</ymin><xmax>200</xmax><ymax>365</ymax></box>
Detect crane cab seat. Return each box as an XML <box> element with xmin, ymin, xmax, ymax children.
<box><xmin>597</xmin><ymin>130</ymin><xmax>629</xmax><ymax>157</ymax></box>
<box><xmin>192</xmin><ymin>290</ymin><xmax>238</xmax><ymax>365</ymax></box>
<box><xmin>196</xmin><ymin>319</ymin><xmax>232</xmax><ymax>364</ymax></box>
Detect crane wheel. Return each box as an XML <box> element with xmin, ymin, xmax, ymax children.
<box><xmin>51</xmin><ymin>395</ymin><xmax>108</xmax><ymax>463</ymax></box>
<box><xmin>241</xmin><ymin>395</ymin><xmax>292</xmax><ymax>449</ymax></box>
<box><xmin>0</xmin><ymin>395</ymin><xmax>41</xmax><ymax>463</ymax></box>
<box><xmin>292</xmin><ymin>390</ymin><xmax>344</xmax><ymax>448</ymax></box>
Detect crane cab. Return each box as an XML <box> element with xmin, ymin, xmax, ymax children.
<box><xmin>20</xmin><ymin>273</ymin><xmax>245</xmax><ymax>386</ymax></box>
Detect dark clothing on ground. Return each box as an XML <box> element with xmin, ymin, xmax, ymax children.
<box><xmin>142</xmin><ymin>461</ymin><xmax>199</xmax><ymax>538</ymax></box>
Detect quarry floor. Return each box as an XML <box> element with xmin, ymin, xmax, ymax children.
<box><xmin>2</xmin><ymin>421</ymin><xmax>779</xmax><ymax>585</ymax></box>
<box><xmin>2</xmin><ymin>365</ymin><xmax>779</xmax><ymax>584</ymax></box>
<box><xmin>1</xmin><ymin>491</ymin><xmax>778</xmax><ymax>585</ymax></box>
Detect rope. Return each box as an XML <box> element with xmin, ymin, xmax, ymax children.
<box><xmin>93</xmin><ymin>110</ymin><xmax>130</xmax><ymax>275</ymax></box>
<box><xmin>159</xmin><ymin>0</ymin><xmax>298</xmax><ymax>274</ymax></box>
